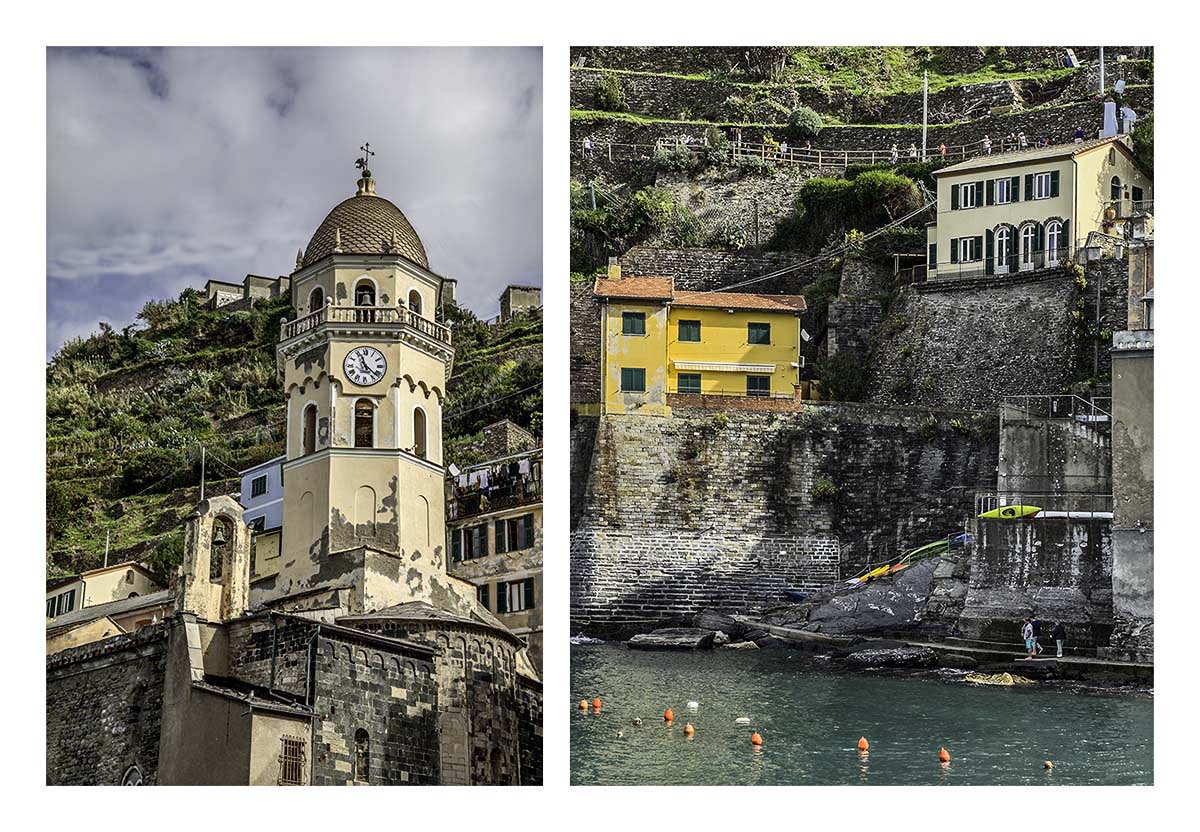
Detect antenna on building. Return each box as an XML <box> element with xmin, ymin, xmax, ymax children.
<box><xmin>921</xmin><ymin>70</ymin><xmax>928</xmax><ymax>160</ymax></box>
<box><xmin>200</xmin><ymin>445</ymin><xmax>206</xmax><ymax>502</ymax></box>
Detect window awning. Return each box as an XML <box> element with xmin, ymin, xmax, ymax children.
<box><xmin>673</xmin><ymin>361</ymin><xmax>777</xmax><ymax>373</ymax></box>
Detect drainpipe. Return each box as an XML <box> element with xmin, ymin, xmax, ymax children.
<box><xmin>305</xmin><ymin>627</ymin><xmax>320</xmax><ymax>707</ymax></box>
<box><xmin>268</xmin><ymin>611</ymin><xmax>279</xmax><ymax>695</ymax></box>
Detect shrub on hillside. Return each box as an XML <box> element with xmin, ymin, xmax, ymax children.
<box><xmin>595</xmin><ymin>72</ymin><xmax>627</xmax><ymax>112</ymax></box>
<box><xmin>121</xmin><ymin>447</ymin><xmax>186</xmax><ymax>495</ymax></box>
<box><xmin>653</xmin><ymin>143</ymin><xmax>700</xmax><ymax>173</ymax></box>
<box><xmin>785</xmin><ymin>105</ymin><xmax>824</xmax><ymax>141</ymax></box>
<box><xmin>816</xmin><ymin>351</ymin><xmax>871</xmax><ymax>402</ymax></box>
<box><xmin>770</xmin><ymin>170</ymin><xmax>922</xmax><ymax>252</ymax></box>
<box><xmin>1132</xmin><ymin>114</ymin><xmax>1153</xmax><ymax>172</ymax></box>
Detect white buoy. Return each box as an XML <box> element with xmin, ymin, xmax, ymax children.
<box><xmin>687</xmin><ymin>701</ymin><xmax>700</xmax><ymax>711</ymax></box>
<box><xmin>734</xmin><ymin>717</ymin><xmax>752</xmax><ymax>725</ymax></box>
<box><xmin>631</xmin><ymin>717</ymin><xmax>643</xmax><ymax>726</ymax></box>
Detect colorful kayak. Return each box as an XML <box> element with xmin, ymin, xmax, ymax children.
<box><xmin>977</xmin><ymin>505</ymin><xmax>1041</xmax><ymax>519</ymax></box>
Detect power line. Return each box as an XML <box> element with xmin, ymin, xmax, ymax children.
<box><xmin>444</xmin><ymin>382</ymin><xmax>543</xmax><ymax>420</ymax></box>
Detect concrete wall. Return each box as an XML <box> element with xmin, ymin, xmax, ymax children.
<box><xmin>570</xmin><ymin>405</ymin><xmax>997</xmax><ymax>634</ymax></box>
<box><xmin>997</xmin><ymin>405</ymin><xmax>1111</xmax><ymax>497</ymax></box>
<box><xmin>959</xmin><ymin>516</ymin><xmax>1113</xmax><ymax>647</ymax></box>
<box><xmin>46</xmin><ymin>626</ymin><xmax>170</xmax><ymax>784</ymax></box>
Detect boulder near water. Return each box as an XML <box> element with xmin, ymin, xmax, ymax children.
<box><xmin>627</xmin><ymin>628</ymin><xmax>717</xmax><ymax>651</ymax></box>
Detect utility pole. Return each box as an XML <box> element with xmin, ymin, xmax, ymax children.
<box><xmin>589</xmin><ymin>181</ymin><xmax>596</xmax><ymax>210</ymax></box>
<box><xmin>1099</xmin><ymin>47</ymin><xmax>1105</xmax><ymax>95</ymax></box>
<box><xmin>200</xmin><ymin>445</ymin><xmax>206</xmax><ymax>502</ymax></box>
<box><xmin>922</xmin><ymin>70</ymin><xmax>929</xmax><ymax>160</ymax></box>
<box><xmin>104</xmin><ymin>530</ymin><xmax>110</xmax><ymax>568</ymax></box>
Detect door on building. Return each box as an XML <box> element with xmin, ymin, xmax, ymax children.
<box><xmin>1019</xmin><ymin>223</ymin><xmax>1037</xmax><ymax>271</ymax></box>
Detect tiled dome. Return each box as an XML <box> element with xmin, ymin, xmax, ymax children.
<box><xmin>301</xmin><ymin>186</ymin><xmax>429</xmax><ymax>270</ymax></box>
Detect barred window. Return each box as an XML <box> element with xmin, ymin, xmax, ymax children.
<box><xmin>354</xmin><ymin>729</ymin><xmax>370</xmax><ymax>783</ymax></box>
<box><xmin>278</xmin><ymin>736</ymin><xmax>306</xmax><ymax>785</ymax></box>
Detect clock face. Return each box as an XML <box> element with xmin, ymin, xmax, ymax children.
<box><xmin>343</xmin><ymin>346</ymin><xmax>387</xmax><ymax>387</ymax></box>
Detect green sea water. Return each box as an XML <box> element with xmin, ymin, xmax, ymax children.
<box><xmin>571</xmin><ymin>644</ymin><xmax>1153</xmax><ymax>786</ymax></box>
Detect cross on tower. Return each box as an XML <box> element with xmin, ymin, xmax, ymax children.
<box><xmin>355</xmin><ymin>142</ymin><xmax>375</xmax><ymax>176</ymax></box>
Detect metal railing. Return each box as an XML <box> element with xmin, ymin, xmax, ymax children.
<box><xmin>1104</xmin><ymin>198</ymin><xmax>1154</xmax><ymax>219</ymax></box>
<box><xmin>448</xmin><ymin>476</ymin><xmax>543</xmax><ymax>520</ymax></box>
<box><xmin>975</xmin><ymin>490</ymin><xmax>1114</xmax><ymax>517</ymax></box>
<box><xmin>574</xmin><ymin>134</ymin><xmax>1066</xmax><ymax>171</ymax></box>
<box><xmin>928</xmin><ymin>246</ymin><xmax>1075</xmax><ymax>281</ymax></box>
<box><xmin>1001</xmin><ymin>394</ymin><xmax>1112</xmax><ymax>423</ymax></box>
<box><xmin>667</xmin><ymin>386</ymin><xmax>795</xmax><ymax>399</ymax></box>
<box><xmin>280</xmin><ymin>305</ymin><xmax>451</xmax><ymax>344</ymax></box>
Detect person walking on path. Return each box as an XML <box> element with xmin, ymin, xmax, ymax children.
<box><xmin>982</xmin><ymin>134</ymin><xmax>992</xmax><ymax>155</ymax></box>
<box><xmin>1021</xmin><ymin>617</ymin><xmax>1036</xmax><ymax>659</ymax></box>
<box><xmin>1031</xmin><ymin>617</ymin><xmax>1045</xmax><ymax>655</ymax></box>
<box><xmin>890</xmin><ymin>143</ymin><xmax>899</xmax><ymax>164</ymax></box>
<box><xmin>1053</xmin><ymin>622</ymin><xmax>1067</xmax><ymax>658</ymax></box>
<box><xmin>582</xmin><ymin>137</ymin><xmax>593</xmax><ymax>159</ymax></box>
<box><xmin>938</xmin><ymin>142</ymin><xmax>947</xmax><ymax>158</ymax></box>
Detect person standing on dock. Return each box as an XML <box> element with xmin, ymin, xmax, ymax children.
<box><xmin>1022</xmin><ymin>617</ymin><xmax>1035</xmax><ymax>659</ymax></box>
<box><xmin>1032</xmin><ymin>618</ymin><xmax>1044</xmax><ymax>655</ymax></box>
<box><xmin>1053</xmin><ymin>622</ymin><xmax>1067</xmax><ymax>658</ymax></box>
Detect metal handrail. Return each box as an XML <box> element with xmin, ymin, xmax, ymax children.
<box><xmin>975</xmin><ymin>490</ymin><xmax>1114</xmax><ymax>517</ymax></box>
<box><xmin>1001</xmin><ymin>394</ymin><xmax>1112</xmax><ymax>422</ymax></box>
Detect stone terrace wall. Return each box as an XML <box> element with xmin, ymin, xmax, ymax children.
<box><xmin>570</xmin><ymin>405</ymin><xmax>997</xmax><ymax>634</ymax></box>
<box><xmin>569</xmin><ymin>281</ymin><xmax>602</xmax><ymax>405</ymax></box>
<box><xmin>960</xmin><ymin>516</ymin><xmax>1113</xmax><ymax>647</ymax></box>
<box><xmin>47</xmin><ymin>624</ymin><xmax>170</xmax><ymax>785</ymax></box>
<box><xmin>619</xmin><ymin>245</ymin><xmax>823</xmax><ymax>293</ymax></box>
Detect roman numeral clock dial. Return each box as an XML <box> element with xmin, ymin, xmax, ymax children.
<box><xmin>343</xmin><ymin>346</ymin><xmax>387</xmax><ymax>386</ymax></box>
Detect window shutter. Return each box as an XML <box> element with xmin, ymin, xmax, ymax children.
<box><xmin>452</xmin><ymin>530</ymin><xmax>462</xmax><ymax>562</ymax></box>
<box><xmin>1011</xmin><ymin>176</ymin><xmax>1020</xmax><ymax>200</ymax></box>
<box><xmin>1050</xmin><ymin>170</ymin><xmax>1060</xmax><ymax>198</ymax></box>
<box><xmin>950</xmin><ymin>239</ymin><xmax>959</xmax><ymax>264</ymax></box>
<box><xmin>1024</xmin><ymin>173</ymin><xmax>1034</xmax><ymax>200</ymax></box>
<box><xmin>1061</xmin><ymin>220</ymin><xmax>1070</xmax><ymax>254</ymax></box>
<box><xmin>480</xmin><ymin>525</ymin><xmax>489</xmax><ymax>557</ymax></box>
<box><xmin>985</xmin><ymin>229</ymin><xmax>994</xmax><ymax>275</ymax></box>
<box><xmin>975</xmin><ymin>181</ymin><xmax>984</xmax><ymax>204</ymax></box>
<box><xmin>497</xmin><ymin>584</ymin><xmax>508</xmax><ymax>614</ymax></box>
<box><xmin>480</xmin><ymin>584</ymin><xmax>490</xmax><ymax>611</ymax></box>
<box><xmin>1008</xmin><ymin>227</ymin><xmax>1017</xmax><ymax>257</ymax></box>
<box><xmin>495</xmin><ymin>520</ymin><xmax>508</xmax><ymax>553</ymax></box>
<box><xmin>928</xmin><ymin>243</ymin><xmax>936</xmax><ymax>267</ymax></box>
<box><xmin>973</xmin><ymin>236</ymin><xmax>983</xmax><ymax>261</ymax></box>
<box><xmin>524</xmin><ymin>578</ymin><xmax>535</xmax><ymax>609</ymax></box>
<box><xmin>951</xmin><ymin>185</ymin><xmax>959</xmax><ymax>210</ymax></box>
<box><xmin>523</xmin><ymin>515</ymin><xmax>535</xmax><ymax>548</ymax></box>
<box><xmin>1036</xmin><ymin>223</ymin><xmax>1045</xmax><ymax>251</ymax></box>
<box><xmin>986</xmin><ymin>179</ymin><xmax>994</xmax><ymax>205</ymax></box>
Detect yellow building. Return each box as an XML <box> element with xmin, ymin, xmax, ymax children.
<box><xmin>927</xmin><ymin>136</ymin><xmax>1152</xmax><ymax>279</ymax></box>
<box><xmin>46</xmin><ymin>561</ymin><xmax>163</xmax><ymax>620</ymax></box>
<box><xmin>594</xmin><ymin>273</ymin><xmax>807</xmax><ymax>416</ymax></box>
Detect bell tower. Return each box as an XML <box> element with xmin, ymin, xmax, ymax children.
<box><xmin>260</xmin><ymin>148</ymin><xmax>459</xmax><ymax>615</ymax></box>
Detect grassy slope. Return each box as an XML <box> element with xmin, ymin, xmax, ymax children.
<box><xmin>45</xmin><ymin>291</ymin><xmax>541</xmax><ymax>582</ymax></box>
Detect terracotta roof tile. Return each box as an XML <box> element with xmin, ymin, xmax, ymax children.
<box><xmin>592</xmin><ymin>276</ymin><xmax>674</xmax><ymax>300</ymax></box>
<box><xmin>672</xmin><ymin>290</ymin><xmax>807</xmax><ymax>313</ymax></box>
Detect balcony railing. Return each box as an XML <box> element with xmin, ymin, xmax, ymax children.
<box><xmin>975</xmin><ymin>491</ymin><xmax>1114</xmax><ymax>517</ymax></box>
<box><xmin>928</xmin><ymin>246</ymin><xmax>1074</xmax><ymax>281</ymax></box>
<box><xmin>281</xmin><ymin>305</ymin><xmax>451</xmax><ymax>344</ymax></box>
<box><xmin>1001</xmin><ymin>394</ymin><xmax>1112</xmax><ymax>424</ymax></box>
<box><xmin>448</xmin><ymin>476</ymin><xmax>542</xmax><ymax>520</ymax></box>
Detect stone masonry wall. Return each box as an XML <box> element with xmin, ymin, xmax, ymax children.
<box><xmin>570</xmin><ymin>281</ymin><xmax>602</xmax><ymax>405</ymax></box>
<box><xmin>46</xmin><ymin>625</ymin><xmax>170</xmax><ymax>785</ymax></box>
<box><xmin>619</xmin><ymin>245</ymin><xmax>824</xmax><ymax>293</ymax></box>
<box><xmin>570</xmin><ymin>405</ymin><xmax>997</xmax><ymax>635</ymax></box>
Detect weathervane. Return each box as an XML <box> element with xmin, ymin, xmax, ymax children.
<box><xmin>355</xmin><ymin>142</ymin><xmax>375</xmax><ymax>177</ymax></box>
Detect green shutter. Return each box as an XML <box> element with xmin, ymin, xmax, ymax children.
<box><xmin>1061</xmin><ymin>220</ymin><xmax>1070</xmax><ymax>255</ymax></box>
<box><xmin>1050</xmin><ymin>170</ymin><xmax>1060</xmax><ymax>198</ymax></box>
<box><xmin>523</xmin><ymin>515</ymin><xmax>535</xmax><ymax>548</ymax></box>
<box><xmin>524</xmin><ymin>578</ymin><xmax>535</xmax><ymax>609</ymax></box>
<box><xmin>950</xmin><ymin>238</ymin><xmax>959</xmax><ymax>264</ymax></box>
<box><xmin>975</xmin><ymin>181</ymin><xmax>984</xmax><ymax>205</ymax></box>
<box><xmin>973</xmin><ymin>236</ymin><xmax>983</xmax><ymax>261</ymax></box>
<box><xmin>1011</xmin><ymin>176</ymin><xmax>1020</xmax><ymax>200</ymax></box>
<box><xmin>479</xmin><ymin>584</ymin><xmax>490</xmax><ymax>610</ymax></box>
<box><xmin>928</xmin><ymin>243</ymin><xmax>936</xmax><ymax>266</ymax></box>
<box><xmin>496</xmin><ymin>583</ymin><xmax>508</xmax><ymax>614</ymax></box>
<box><xmin>950</xmin><ymin>185</ymin><xmax>959</xmax><ymax>210</ymax></box>
<box><xmin>986</xmin><ymin>179</ymin><xmax>994</xmax><ymax>205</ymax></box>
<box><xmin>1024</xmin><ymin>173</ymin><xmax>1034</xmax><ymax>200</ymax></box>
<box><xmin>452</xmin><ymin>529</ymin><xmax>462</xmax><ymax>562</ymax></box>
<box><xmin>480</xmin><ymin>525</ymin><xmax>489</xmax><ymax>557</ymax></box>
<box><xmin>495</xmin><ymin>520</ymin><xmax>508</xmax><ymax>553</ymax></box>
<box><xmin>985</xmin><ymin>229</ymin><xmax>994</xmax><ymax>274</ymax></box>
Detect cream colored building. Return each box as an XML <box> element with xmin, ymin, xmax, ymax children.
<box><xmin>927</xmin><ymin>136</ymin><xmax>1152</xmax><ymax>279</ymax></box>
<box><xmin>46</xmin><ymin>562</ymin><xmax>163</xmax><ymax>620</ymax></box>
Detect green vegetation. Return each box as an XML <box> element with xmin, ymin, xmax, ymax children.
<box><xmin>810</xmin><ymin>475</ymin><xmax>840</xmax><ymax>501</ymax></box>
<box><xmin>46</xmin><ymin>288</ymin><xmax>541</xmax><ymax>581</ymax></box>
<box><xmin>815</xmin><ymin>352</ymin><xmax>871</xmax><ymax>402</ymax></box>
<box><xmin>571</xmin><ymin>179</ymin><xmax>701</xmax><ymax>272</ymax></box>
<box><xmin>784</xmin><ymin>105</ymin><xmax>823</xmax><ymax>141</ymax></box>
<box><xmin>769</xmin><ymin>169</ymin><xmax>923</xmax><ymax>252</ymax></box>
<box><xmin>595</xmin><ymin>71</ymin><xmax>627</xmax><ymax>112</ymax></box>
<box><xmin>1132</xmin><ymin>113</ymin><xmax>1153</xmax><ymax>172</ymax></box>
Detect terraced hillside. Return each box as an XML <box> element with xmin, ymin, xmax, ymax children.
<box><xmin>46</xmin><ymin>290</ymin><xmax>542</xmax><ymax>582</ymax></box>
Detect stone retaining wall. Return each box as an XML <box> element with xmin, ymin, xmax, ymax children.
<box><xmin>618</xmin><ymin>245</ymin><xmax>823</xmax><ymax>293</ymax></box>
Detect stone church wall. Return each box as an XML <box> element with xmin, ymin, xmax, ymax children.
<box><xmin>570</xmin><ymin>405</ymin><xmax>996</xmax><ymax>635</ymax></box>
<box><xmin>46</xmin><ymin>625</ymin><xmax>170</xmax><ymax>785</ymax></box>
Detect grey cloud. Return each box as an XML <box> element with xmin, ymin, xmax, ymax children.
<box><xmin>46</xmin><ymin>46</ymin><xmax>542</xmax><ymax>356</ymax></box>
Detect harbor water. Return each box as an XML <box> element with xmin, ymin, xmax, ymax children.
<box><xmin>571</xmin><ymin>644</ymin><xmax>1153</xmax><ymax>786</ymax></box>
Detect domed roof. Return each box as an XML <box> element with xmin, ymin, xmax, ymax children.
<box><xmin>301</xmin><ymin>181</ymin><xmax>429</xmax><ymax>270</ymax></box>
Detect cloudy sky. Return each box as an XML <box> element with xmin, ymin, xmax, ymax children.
<box><xmin>46</xmin><ymin>47</ymin><xmax>542</xmax><ymax>356</ymax></box>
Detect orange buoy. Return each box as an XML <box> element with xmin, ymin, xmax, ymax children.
<box><xmin>684</xmin><ymin>723</ymin><xmax>695</xmax><ymax>737</ymax></box>
<box><xmin>857</xmin><ymin>736</ymin><xmax>870</xmax><ymax>752</ymax></box>
<box><xmin>592</xmin><ymin>697</ymin><xmax>602</xmax><ymax>710</ymax></box>
<box><xmin>664</xmin><ymin>708</ymin><xmax>674</xmax><ymax>722</ymax></box>
<box><xmin>938</xmin><ymin>747</ymin><xmax>951</xmax><ymax>763</ymax></box>
<box><xmin>751</xmin><ymin>732</ymin><xmax>763</xmax><ymax>746</ymax></box>
<box><xmin>1044</xmin><ymin>761</ymin><xmax>1054</xmax><ymax>769</ymax></box>
<box><xmin>579</xmin><ymin>699</ymin><xmax>588</xmax><ymax>710</ymax></box>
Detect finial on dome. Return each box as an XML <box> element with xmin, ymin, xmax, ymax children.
<box><xmin>295</xmin><ymin>247</ymin><xmax>304</xmax><ymax>270</ymax></box>
<box><xmin>332</xmin><ymin>228</ymin><xmax>343</xmax><ymax>253</ymax></box>
<box><xmin>385</xmin><ymin>229</ymin><xmax>399</xmax><ymax>253</ymax></box>
<box><xmin>355</xmin><ymin>142</ymin><xmax>377</xmax><ymax>196</ymax></box>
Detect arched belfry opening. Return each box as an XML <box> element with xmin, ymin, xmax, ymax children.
<box><xmin>408</xmin><ymin>289</ymin><xmax>423</xmax><ymax>317</ymax></box>
<box><xmin>177</xmin><ymin>495</ymin><xmax>251</xmax><ymax>621</ymax></box>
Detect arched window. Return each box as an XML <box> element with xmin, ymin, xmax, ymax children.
<box><xmin>1046</xmin><ymin>220</ymin><xmax>1063</xmax><ymax>261</ymax></box>
<box><xmin>354</xmin><ymin>729</ymin><xmax>370</xmax><ymax>783</ymax></box>
<box><xmin>210</xmin><ymin>517</ymin><xmax>233</xmax><ymax>582</ymax></box>
<box><xmin>1020</xmin><ymin>223</ymin><xmax>1037</xmax><ymax>270</ymax></box>
<box><xmin>413</xmin><ymin>408</ymin><xmax>427</xmax><ymax>459</ymax></box>
<box><xmin>408</xmin><ymin>289</ymin><xmax>423</xmax><ymax>317</ymax></box>
<box><xmin>995</xmin><ymin>226</ymin><xmax>1011</xmax><ymax>272</ymax></box>
<box><xmin>121</xmin><ymin>765</ymin><xmax>143</xmax><ymax>786</ymax></box>
<box><xmin>354</xmin><ymin>399</ymin><xmax>374</xmax><ymax>448</ymax></box>
<box><xmin>302</xmin><ymin>403</ymin><xmax>318</xmax><ymax>455</ymax></box>
<box><xmin>1111</xmin><ymin>176</ymin><xmax>1122</xmax><ymax>201</ymax></box>
<box><xmin>354</xmin><ymin>279</ymin><xmax>376</xmax><ymax>307</ymax></box>
<box><xmin>307</xmin><ymin>287</ymin><xmax>325</xmax><ymax>314</ymax></box>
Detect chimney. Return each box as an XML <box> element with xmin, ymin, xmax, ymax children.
<box><xmin>607</xmin><ymin>257</ymin><xmax>621</xmax><ymax>281</ymax></box>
